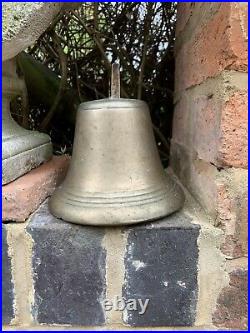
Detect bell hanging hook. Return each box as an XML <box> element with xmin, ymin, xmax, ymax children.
<box><xmin>110</xmin><ymin>62</ymin><xmax>120</xmax><ymax>99</ymax></box>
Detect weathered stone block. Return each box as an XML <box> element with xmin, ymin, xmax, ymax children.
<box><xmin>2</xmin><ymin>225</ymin><xmax>15</xmax><ymax>324</ymax></box>
<box><xmin>2</xmin><ymin>155</ymin><xmax>69</xmax><ymax>222</ymax></box>
<box><xmin>27</xmin><ymin>202</ymin><xmax>106</xmax><ymax>326</ymax></box>
<box><xmin>123</xmin><ymin>212</ymin><xmax>200</xmax><ymax>326</ymax></box>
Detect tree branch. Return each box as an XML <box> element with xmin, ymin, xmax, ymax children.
<box><xmin>40</xmin><ymin>31</ymin><xmax>67</xmax><ymax>131</ymax></box>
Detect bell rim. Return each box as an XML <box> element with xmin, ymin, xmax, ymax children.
<box><xmin>49</xmin><ymin>180</ymin><xmax>185</xmax><ymax>226</ymax></box>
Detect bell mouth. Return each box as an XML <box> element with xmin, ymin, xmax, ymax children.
<box><xmin>49</xmin><ymin>176</ymin><xmax>185</xmax><ymax>226</ymax></box>
<box><xmin>78</xmin><ymin>98</ymin><xmax>147</xmax><ymax>111</ymax></box>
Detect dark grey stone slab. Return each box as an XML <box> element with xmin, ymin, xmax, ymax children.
<box><xmin>123</xmin><ymin>211</ymin><xmax>200</xmax><ymax>326</ymax></box>
<box><xmin>2</xmin><ymin>224</ymin><xmax>15</xmax><ymax>324</ymax></box>
<box><xmin>27</xmin><ymin>201</ymin><xmax>106</xmax><ymax>326</ymax></box>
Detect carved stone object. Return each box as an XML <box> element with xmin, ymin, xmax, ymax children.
<box><xmin>2</xmin><ymin>58</ymin><xmax>52</xmax><ymax>185</ymax></box>
<box><xmin>2</xmin><ymin>2</ymin><xmax>63</xmax><ymax>183</ymax></box>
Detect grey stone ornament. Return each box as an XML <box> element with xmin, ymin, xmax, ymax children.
<box><xmin>2</xmin><ymin>58</ymin><xmax>52</xmax><ymax>185</ymax></box>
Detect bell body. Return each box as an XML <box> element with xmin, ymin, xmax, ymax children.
<box><xmin>49</xmin><ymin>98</ymin><xmax>184</xmax><ymax>226</ymax></box>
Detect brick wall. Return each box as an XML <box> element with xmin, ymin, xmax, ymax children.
<box><xmin>171</xmin><ymin>3</ymin><xmax>248</xmax><ymax>330</ymax></box>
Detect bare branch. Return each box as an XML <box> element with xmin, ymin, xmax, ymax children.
<box><xmin>40</xmin><ymin>31</ymin><xmax>67</xmax><ymax>131</ymax></box>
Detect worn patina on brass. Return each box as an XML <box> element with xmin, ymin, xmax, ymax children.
<box><xmin>49</xmin><ymin>96</ymin><xmax>185</xmax><ymax>226</ymax></box>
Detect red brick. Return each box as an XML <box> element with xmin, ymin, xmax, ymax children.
<box><xmin>170</xmin><ymin>142</ymin><xmax>247</xmax><ymax>258</ymax></box>
<box><xmin>173</xmin><ymin>85</ymin><xmax>247</xmax><ymax>169</ymax></box>
<box><xmin>173</xmin><ymin>2</ymin><xmax>248</xmax><ymax>264</ymax></box>
<box><xmin>218</xmin><ymin>91</ymin><xmax>248</xmax><ymax>168</ymax></box>
<box><xmin>175</xmin><ymin>3</ymin><xmax>248</xmax><ymax>93</ymax></box>
<box><xmin>175</xmin><ymin>3</ymin><xmax>193</xmax><ymax>37</ymax></box>
<box><xmin>216</xmin><ymin>168</ymin><xmax>248</xmax><ymax>258</ymax></box>
<box><xmin>2</xmin><ymin>155</ymin><xmax>70</xmax><ymax>222</ymax></box>
<box><xmin>213</xmin><ymin>268</ymin><xmax>248</xmax><ymax>330</ymax></box>
<box><xmin>229</xmin><ymin>3</ymin><xmax>248</xmax><ymax>64</ymax></box>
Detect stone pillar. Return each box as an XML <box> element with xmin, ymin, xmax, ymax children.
<box><xmin>2</xmin><ymin>2</ymin><xmax>64</xmax><ymax>183</ymax></box>
<box><xmin>2</xmin><ymin>58</ymin><xmax>52</xmax><ymax>184</ymax></box>
<box><xmin>171</xmin><ymin>3</ymin><xmax>248</xmax><ymax>330</ymax></box>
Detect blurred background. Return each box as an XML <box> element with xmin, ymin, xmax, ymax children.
<box><xmin>13</xmin><ymin>2</ymin><xmax>177</xmax><ymax>166</ymax></box>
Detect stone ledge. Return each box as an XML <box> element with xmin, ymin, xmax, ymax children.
<box><xmin>2</xmin><ymin>155</ymin><xmax>70</xmax><ymax>222</ymax></box>
<box><xmin>3</xmin><ymin>200</ymin><xmax>200</xmax><ymax>327</ymax></box>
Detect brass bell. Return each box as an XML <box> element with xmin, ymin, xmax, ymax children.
<box><xmin>49</xmin><ymin>65</ymin><xmax>184</xmax><ymax>226</ymax></box>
